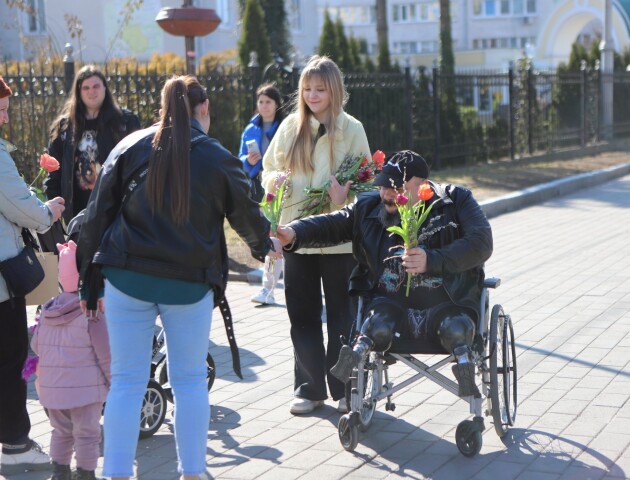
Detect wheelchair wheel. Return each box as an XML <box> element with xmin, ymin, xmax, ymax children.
<box><xmin>139</xmin><ymin>379</ymin><xmax>167</xmax><ymax>439</ymax></box>
<box><xmin>338</xmin><ymin>414</ymin><xmax>359</xmax><ymax>452</ymax></box>
<box><xmin>344</xmin><ymin>353</ymin><xmax>378</xmax><ymax>431</ymax></box>
<box><xmin>158</xmin><ymin>353</ymin><xmax>216</xmax><ymax>403</ymax></box>
<box><xmin>455</xmin><ymin>420</ymin><xmax>483</xmax><ymax>457</ymax></box>
<box><xmin>489</xmin><ymin>305</ymin><xmax>518</xmax><ymax>438</ymax></box>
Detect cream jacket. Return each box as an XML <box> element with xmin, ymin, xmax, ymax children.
<box><xmin>262</xmin><ymin>111</ymin><xmax>370</xmax><ymax>255</ymax></box>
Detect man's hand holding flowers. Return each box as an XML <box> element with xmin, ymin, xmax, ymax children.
<box><xmin>401</xmin><ymin>247</ymin><xmax>428</xmax><ymax>274</ymax></box>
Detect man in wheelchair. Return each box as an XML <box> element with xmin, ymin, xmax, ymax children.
<box><xmin>275</xmin><ymin>150</ymin><xmax>493</xmax><ymax>399</ymax></box>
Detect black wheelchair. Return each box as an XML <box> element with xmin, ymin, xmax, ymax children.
<box><xmin>338</xmin><ymin>277</ymin><xmax>517</xmax><ymax>457</ymax></box>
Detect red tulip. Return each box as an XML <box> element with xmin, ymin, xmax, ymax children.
<box><xmin>360</xmin><ymin>156</ymin><xmax>369</xmax><ymax>167</ymax></box>
<box><xmin>39</xmin><ymin>153</ymin><xmax>60</xmax><ymax>172</ymax></box>
<box><xmin>265</xmin><ymin>192</ymin><xmax>276</xmax><ymax>203</ymax></box>
<box><xmin>418</xmin><ymin>183</ymin><xmax>434</xmax><ymax>201</ymax></box>
<box><xmin>372</xmin><ymin>150</ymin><xmax>386</xmax><ymax>167</ymax></box>
<box><xmin>358</xmin><ymin>170</ymin><xmax>370</xmax><ymax>182</ymax></box>
<box><xmin>396</xmin><ymin>194</ymin><xmax>409</xmax><ymax>205</ymax></box>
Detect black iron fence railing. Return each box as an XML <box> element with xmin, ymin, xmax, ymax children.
<box><xmin>2</xmin><ymin>61</ymin><xmax>627</xmax><ymax>183</ymax></box>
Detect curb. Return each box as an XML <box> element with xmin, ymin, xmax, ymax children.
<box><xmin>228</xmin><ymin>268</ymin><xmax>263</xmax><ymax>283</ymax></box>
<box><xmin>229</xmin><ymin>162</ymin><xmax>630</xmax><ymax>282</ymax></box>
<box><xmin>480</xmin><ymin>162</ymin><xmax>630</xmax><ymax>219</ymax></box>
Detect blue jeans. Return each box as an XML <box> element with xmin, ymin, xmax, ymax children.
<box><xmin>102</xmin><ymin>281</ymin><xmax>213</xmax><ymax>477</ymax></box>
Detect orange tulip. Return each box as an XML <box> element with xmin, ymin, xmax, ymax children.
<box><xmin>39</xmin><ymin>153</ymin><xmax>60</xmax><ymax>173</ymax></box>
<box><xmin>372</xmin><ymin>150</ymin><xmax>386</xmax><ymax>167</ymax></box>
<box><xmin>418</xmin><ymin>183</ymin><xmax>434</xmax><ymax>201</ymax></box>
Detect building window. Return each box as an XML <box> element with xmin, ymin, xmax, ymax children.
<box><xmin>526</xmin><ymin>0</ymin><xmax>536</xmax><ymax>13</ymax></box>
<box><xmin>24</xmin><ymin>0</ymin><xmax>45</xmax><ymax>34</ymax></box>
<box><xmin>394</xmin><ymin>41</ymin><xmax>419</xmax><ymax>54</ymax></box>
<box><xmin>472</xmin><ymin>0</ymin><xmax>536</xmax><ymax>17</ymax></box>
<box><xmin>392</xmin><ymin>1</ymin><xmax>439</xmax><ymax>24</ymax></box>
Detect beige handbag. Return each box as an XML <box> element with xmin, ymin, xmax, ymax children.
<box><xmin>25</xmin><ymin>251</ymin><xmax>59</xmax><ymax>306</ymax></box>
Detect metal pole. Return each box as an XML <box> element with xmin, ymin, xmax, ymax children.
<box><xmin>63</xmin><ymin>43</ymin><xmax>75</xmax><ymax>95</ymax></box>
<box><xmin>404</xmin><ymin>61</ymin><xmax>413</xmax><ymax>148</ymax></box>
<box><xmin>183</xmin><ymin>0</ymin><xmax>196</xmax><ymax>75</ymax></box>
<box><xmin>600</xmin><ymin>0</ymin><xmax>614</xmax><ymax>139</ymax></box>
<box><xmin>433</xmin><ymin>67</ymin><xmax>441</xmax><ymax>170</ymax></box>
<box><xmin>508</xmin><ymin>63</ymin><xmax>515</xmax><ymax>160</ymax></box>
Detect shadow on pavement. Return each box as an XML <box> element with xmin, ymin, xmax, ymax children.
<box><xmin>206</xmin><ymin>404</ymin><xmax>282</xmax><ymax>468</ymax></box>
<box><xmin>501</xmin><ymin>428</ymin><xmax>625</xmax><ymax>477</ymax></box>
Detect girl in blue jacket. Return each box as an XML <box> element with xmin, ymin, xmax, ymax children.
<box><xmin>238</xmin><ymin>83</ymin><xmax>283</xmax><ymax>202</ymax></box>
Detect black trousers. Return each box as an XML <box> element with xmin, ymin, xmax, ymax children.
<box><xmin>0</xmin><ymin>297</ymin><xmax>31</xmax><ymax>444</ymax></box>
<box><xmin>284</xmin><ymin>252</ymin><xmax>356</xmax><ymax>401</ymax></box>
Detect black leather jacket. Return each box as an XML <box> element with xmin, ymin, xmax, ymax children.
<box><xmin>77</xmin><ymin>121</ymin><xmax>272</xmax><ymax>308</ymax></box>
<box><xmin>44</xmin><ymin>109</ymin><xmax>141</xmax><ymax>223</ymax></box>
<box><xmin>286</xmin><ymin>183</ymin><xmax>493</xmax><ymax>317</ymax></box>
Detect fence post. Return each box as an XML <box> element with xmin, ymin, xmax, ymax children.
<box><xmin>404</xmin><ymin>62</ymin><xmax>413</xmax><ymax>149</ymax></box>
<box><xmin>432</xmin><ymin>67</ymin><xmax>441</xmax><ymax>170</ymax></box>
<box><xmin>508</xmin><ymin>63</ymin><xmax>515</xmax><ymax>160</ymax></box>
<box><xmin>247</xmin><ymin>52</ymin><xmax>260</xmax><ymax>113</ymax></box>
<box><xmin>63</xmin><ymin>43</ymin><xmax>75</xmax><ymax>95</ymax></box>
<box><xmin>527</xmin><ymin>65</ymin><xmax>534</xmax><ymax>155</ymax></box>
<box><xmin>595</xmin><ymin>60</ymin><xmax>601</xmax><ymax>142</ymax></box>
<box><xmin>580</xmin><ymin>60</ymin><xmax>587</xmax><ymax>147</ymax></box>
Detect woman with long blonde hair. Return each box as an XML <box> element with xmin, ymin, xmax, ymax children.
<box><xmin>262</xmin><ymin>55</ymin><xmax>370</xmax><ymax>414</ymax></box>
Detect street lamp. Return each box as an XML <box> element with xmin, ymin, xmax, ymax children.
<box><xmin>156</xmin><ymin>0</ymin><xmax>221</xmax><ymax>75</ymax></box>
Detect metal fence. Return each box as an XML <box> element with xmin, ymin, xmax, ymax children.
<box><xmin>2</xmin><ymin>60</ymin><xmax>627</xmax><ymax>182</ymax></box>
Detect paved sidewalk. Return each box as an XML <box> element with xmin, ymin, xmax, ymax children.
<box><xmin>4</xmin><ymin>174</ymin><xmax>630</xmax><ymax>479</ymax></box>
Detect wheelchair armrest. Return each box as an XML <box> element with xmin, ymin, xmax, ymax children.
<box><xmin>484</xmin><ymin>277</ymin><xmax>501</xmax><ymax>289</ymax></box>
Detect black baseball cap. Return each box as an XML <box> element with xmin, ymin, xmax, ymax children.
<box><xmin>372</xmin><ymin>150</ymin><xmax>430</xmax><ymax>188</ymax></box>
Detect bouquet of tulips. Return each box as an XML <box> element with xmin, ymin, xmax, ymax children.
<box><xmin>260</xmin><ymin>177</ymin><xmax>288</xmax><ymax>235</ymax></box>
<box><xmin>299</xmin><ymin>150</ymin><xmax>386</xmax><ymax>217</ymax></box>
<box><xmin>386</xmin><ymin>183</ymin><xmax>455</xmax><ymax>296</ymax></box>
<box><xmin>260</xmin><ymin>177</ymin><xmax>288</xmax><ymax>278</ymax></box>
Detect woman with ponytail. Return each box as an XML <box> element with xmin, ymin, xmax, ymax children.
<box><xmin>76</xmin><ymin>76</ymin><xmax>278</xmax><ymax>480</ymax></box>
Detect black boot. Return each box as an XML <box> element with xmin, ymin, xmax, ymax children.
<box><xmin>330</xmin><ymin>345</ymin><xmax>362</xmax><ymax>383</ymax></box>
<box><xmin>74</xmin><ymin>467</ymin><xmax>100</xmax><ymax>480</ymax></box>
<box><xmin>452</xmin><ymin>362</ymin><xmax>480</xmax><ymax>397</ymax></box>
<box><xmin>49</xmin><ymin>462</ymin><xmax>71</xmax><ymax>480</ymax></box>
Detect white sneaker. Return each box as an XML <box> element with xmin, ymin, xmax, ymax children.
<box><xmin>337</xmin><ymin>397</ymin><xmax>348</xmax><ymax>412</ymax></box>
<box><xmin>0</xmin><ymin>439</ymin><xmax>51</xmax><ymax>475</ymax></box>
<box><xmin>289</xmin><ymin>398</ymin><xmax>324</xmax><ymax>415</ymax></box>
<box><xmin>251</xmin><ymin>288</ymin><xmax>275</xmax><ymax>305</ymax></box>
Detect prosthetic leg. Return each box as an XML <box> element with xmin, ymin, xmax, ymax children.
<box><xmin>331</xmin><ymin>301</ymin><xmax>402</xmax><ymax>383</ymax></box>
<box><xmin>436</xmin><ymin>309</ymin><xmax>480</xmax><ymax>398</ymax></box>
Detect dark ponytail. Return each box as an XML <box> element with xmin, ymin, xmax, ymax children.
<box><xmin>147</xmin><ymin>76</ymin><xmax>207</xmax><ymax>224</ymax></box>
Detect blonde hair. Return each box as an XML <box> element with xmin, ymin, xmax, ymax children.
<box><xmin>286</xmin><ymin>55</ymin><xmax>348</xmax><ymax>175</ymax></box>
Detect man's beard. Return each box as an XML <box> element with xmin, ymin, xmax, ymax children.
<box><xmin>378</xmin><ymin>202</ymin><xmax>401</xmax><ymax>228</ymax></box>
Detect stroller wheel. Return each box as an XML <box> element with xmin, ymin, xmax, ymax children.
<box><xmin>139</xmin><ymin>380</ymin><xmax>167</xmax><ymax>439</ymax></box>
<box><xmin>338</xmin><ymin>414</ymin><xmax>359</xmax><ymax>452</ymax></box>
<box><xmin>455</xmin><ymin>420</ymin><xmax>483</xmax><ymax>457</ymax></box>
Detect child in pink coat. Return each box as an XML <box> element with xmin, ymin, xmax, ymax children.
<box><xmin>31</xmin><ymin>241</ymin><xmax>110</xmax><ymax>480</ymax></box>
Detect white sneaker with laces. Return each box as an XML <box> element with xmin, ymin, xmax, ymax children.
<box><xmin>0</xmin><ymin>439</ymin><xmax>51</xmax><ymax>475</ymax></box>
<box><xmin>337</xmin><ymin>397</ymin><xmax>348</xmax><ymax>412</ymax></box>
<box><xmin>251</xmin><ymin>288</ymin><xmax>275</xmax><ymax>305</ymax></box>
<box><xmin>289</xmin><ymin>398</ymin><xmax>324</xmax><ymax>414</ymax></box>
